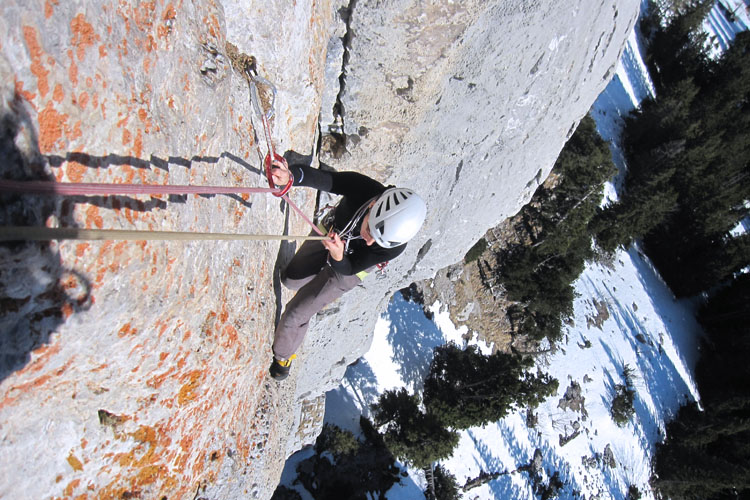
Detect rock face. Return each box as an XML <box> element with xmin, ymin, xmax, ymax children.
<box><xmin>0</xmin><ymin>0</ymin><xmax>639</xmax><ymax>498</ymax></box>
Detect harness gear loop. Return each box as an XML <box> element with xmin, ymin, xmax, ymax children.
<box><xmin>246</xmin><ymin>67</ymin><xmax>293</xmax><ymax>197</ymax></box>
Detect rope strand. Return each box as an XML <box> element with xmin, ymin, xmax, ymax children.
<box><xmin>0</xmin><ymin>226</ymin><xmax>328</xmax><ymax>242</ymax></box>
<box><xmin>0</xmin><ymin>179</ymin><xmax>277</xmax><ymax>196</ymax></box>
<box><xmin>0</xmin><ymin>63</ymin><xmax>324</xmax><ymax>243</ymax></box>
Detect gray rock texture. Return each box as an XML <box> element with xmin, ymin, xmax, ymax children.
<box><xmin>0</xmin><ymin>0</ymin><xmax>639</xmax><ymax>498</ymax></box>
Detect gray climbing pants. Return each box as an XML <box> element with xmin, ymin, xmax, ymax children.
<box><xmin>272</xmin><ymin>236</ymin><xmax>362</xmax><ymax>360</ymax></box>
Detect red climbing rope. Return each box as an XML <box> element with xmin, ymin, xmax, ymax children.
<box><xmin>244</xmin><ymin>66</ymin><xmax>322</xmax><ymax>236</ymax></box>
<box><xmin>0</xmin><ymin>178</ymin><xmax>325</xmax><ymax>237</ymax></box>
<box><xmin>247</xmin><ymin>68</ymin><xmax>294</xmax><ymax>198</ymax></box>
<box><xmin>0</xmin><ymin>179</ymin><xmax>277</xmax><ymax>196</ymax></box>
<box><xmin>0</xmin><ymin>64</ymin><xmax>325</xmax><ymax>241</ymax></box>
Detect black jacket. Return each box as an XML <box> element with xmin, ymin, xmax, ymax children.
<box><xmin>288</xmin><ymin>163</ymin><xmax>406</xmax><ymax>275</ymax></box>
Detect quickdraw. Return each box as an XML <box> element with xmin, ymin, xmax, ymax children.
<box><xmin>245</xmin><ymin>66</ymin><xmax>293</xmax><ymax>197</ymax></box>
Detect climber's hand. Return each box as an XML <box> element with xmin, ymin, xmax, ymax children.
<box><xmin>270</xmin><ymin>159</ymin><xmax>290</xmax><ymax>186</ymax></box>
<box><xmin>322</xmin><ymin>232</ymin><xmax>345</xmax><ymax>262</ymax></box>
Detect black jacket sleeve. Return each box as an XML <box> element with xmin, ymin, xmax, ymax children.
<box><xmin>289</xmin><ymin>163</ymin><xmax>385</xmax><ymax>199</ymax></box>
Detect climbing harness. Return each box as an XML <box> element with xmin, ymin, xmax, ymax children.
<box><xmin>337</xmin><ymin>197</ymin><xmax>376</xmax><ymax>255</ymax></box>
<box><xmin>312</xmin><ymin>197</ymin><xmax>390</xmax><ymax>281</ymax></box>
<box><xmin>0</xmin><ymin>60</ymin><xmax>328</xmax><ymax>243</ymax></box>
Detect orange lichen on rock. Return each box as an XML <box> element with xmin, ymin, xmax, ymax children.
<box><xmin>100</xmin><ymin>423</ymin><xmax>179</xmax><ymax>496</ymax></box>
<box><xmin>223</xmin><ymin>324</ymin><xmax>239</xmax><ymax>347</ymax></box>
<box><xmin>204</xmin><ymin>13</ymin><xmax>221</xmax><ymax>38</ymax></box>
<box><xmin>39</xmin><ymin>101</ymin><xmax>68</xmax><ymax>153</ymax></box>
<box><xmin>146</xmin><ymin>365</ymin><xmax>176</xmax><ymax>389</ymax></box>
<box><xmin>122</xmin><ymin>128</ymin><xmax>132</xmax><ymax>146</ymax></box>
<box><xmin>85</xmin><ymin>205</ymin><xmax>104</xmax><ymax>229</ymax></box>
<box><xmin>61</xmin><ymin>302</ymin><xmax>74</xmax><ymax>319</ymax></box>
<box><xmin>117</xmin><ymin>323</ymin><xmax>138</xmax><ymax>338</ymax></box>
<box><xmin>44</xmin><ymin>0</ymin><xmax>59</xmax><ymax>18</ymax></box>
<box><xmin>61</xmin><ymin>274</ymin><xmax>80</xmax><ymax>291</ymax></box>
<box><xmin>75</xmin><ymin>242</ymin><xmax>90</xmax><ymax>257</ymax></box>
<box><xmin>65</xmin><ymin>160</ymin><xmax>86</xmax><ymax>182</ymax></box>
<box><xmin>78</xmin><ymin>91</ymin><xmax>89</xmax><ymax>109</ymax></box>
<box><xmin>23</xmin><ymin>26</ymin><xmax>50</xmax><ymax>99</ymax></box>
<box><xmin>157</xmin><ymin>4</ymin><xmax>176</xmax><ymax>40</ymax></box>
<box><xmin>14</xmin><ymin>79</ymin><xmax>37</xmax><ymax>103</ymax></box>
<box><xmin>177</xmin><ymin>370</ymin><xmax>203</xmax><ymax>406</ymax></box>
<box><xmin>53</xmin><ymin>83</ymin><xmax>64</xmax><ymax>103</ymax></box>
<box><xmin>67</xmin><ymin>49</ymin><xmax>79</xmax><ymax>87</ymax></box>
<box><xmin>133</xmin><ymin>1</ymin><xmax>156</xmax><ymax>32</ymax></box>
<box><xmin>133</xmin><ymin>128</ymin><xmax>143</xmax><ymax>157</ymax></box>
<box><xmin>70</xmin><ymin>13</ymin><xmax>99</xmax><ymax>61</ymax></box>
<box><xmin>67</xmin><ymin>452</ymin><xmax>84</xmax><ymax>472</ymax></box>
<box><xmin>63</xmin><ymin>478</ymin><xmax>81</xmax><ymax>496</ymax></box>
<box><xmin>23</xmin><ymin>26</ymin><xmax>49</xmax><ymax>97</ymax></box>
<box><xmin>112</xmin><ymin>241</ymin><xmax>128</xmax><ymax>258</ymax></box>
<box><xmin>69</xmin><ymin>120</ymin><xmax>83</xmax><ymax>140</ymax></box>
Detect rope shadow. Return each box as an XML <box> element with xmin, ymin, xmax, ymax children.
<box><xmin>46</xmin><ymin>150</ymin><xmax>267</xmax><ymax>180</ymax></box>
<box><xmin>220</xmin><ymin>151</ymin><xmax>263</xmax><ymax>176</ymax></box>
<box><xmin>45</xmin><ymin>151</ymin><xmax>221</xmax><ymax>172</ymax></box>
<box><xmin>30</xmin><ymin>148</ymin><xmax>266</xmax><ymax>211</ymax></box>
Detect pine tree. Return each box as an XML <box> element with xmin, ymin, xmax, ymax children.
<box><xmin>499</xmin><ymin>117</ymin><xmax>615</xmax><ymax>342</ymax></box>
<box><xmin>645</xmin><ymin>0</ymin><xmax>713</xmax><ymax>93</ymax></box>
<box><xmin>594</xmin><ymin>27</ymin><xmax>750</xmax><ymax>296</ymax></box>
<box><xmin>371</xmin><ymin>388</ymin><xmax>459</xmax><ymax>469</ymax></box>
<box><xmin>698</xmin><ymin>273</ymin><xmax>750</xmax><ymax>332</ymax></box>
<box><xmin>653</xmin><ymin>275</ymin><xmax>750</xmax><ymax>499</ymax></box>
<box><xmin>432</xmin><ymin>464</ymin><xmax>461</xmax><ymax>500</ymax></box>
<box><xmin>423</xmin><ymin>344</ymin><xmax>558</xmax><ymax>429</ymax></box>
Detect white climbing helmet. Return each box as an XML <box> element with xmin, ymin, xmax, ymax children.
<box><xmin>367</xmin><ymin>187</ymin><xmax>427</xmax><ymax>248</ymax></box>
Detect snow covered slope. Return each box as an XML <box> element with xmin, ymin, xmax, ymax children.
<box><xmin>321</xmin><ymin>247</ymin><xmax>703</xmax><ymax>499</ymax></box>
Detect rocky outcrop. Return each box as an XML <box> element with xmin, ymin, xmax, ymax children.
<box><xmin>416</xmin><ymin>167</ymin><xmax>568</xmax><ymax>351</ymax></box>
<box><xmin>0</xmin><ymin>0</ymin><xmax>639</xmax><ymax>498</ymax></box>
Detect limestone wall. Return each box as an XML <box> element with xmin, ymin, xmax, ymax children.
<box><xmin>0</xmin><ymin>0</ymin><xmax>639</xmax><ymax>498</ymax></box>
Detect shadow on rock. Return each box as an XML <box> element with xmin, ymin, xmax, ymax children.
<box><xmin>45</xmin><ymin>151</ymin><xmax>222</xmax><ymax>172</ymax></box>
<box><xmin>0</xmin><ymin>96</ymin><xmax>93</xmax><ymax>383</ymax></box>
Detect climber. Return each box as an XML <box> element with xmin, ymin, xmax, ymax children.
<box><xmin>268</xmin><ymin>159</ymin><xmax>427</xmax><ymax>380</ymax></box>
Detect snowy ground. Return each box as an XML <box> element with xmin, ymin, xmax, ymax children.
<box><xmin>277</xmin><ymin>4</ymin><xmax>744</xmax><ymax>499</ymax></box>
<box><xmin>704</xmin><ymin>0</ymin><xmax>750</xmax><ymax>57</ymax></box>
<box><xmin>316</xmin><ymin>248</ymin><xmax>703</xmax><ymax>500</ymax></box>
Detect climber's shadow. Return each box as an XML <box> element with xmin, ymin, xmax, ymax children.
<box><xmin>0</xmin><ymin>96</ymin><xmax>93</xmax><ymax>383</ymax></box>
<box><xmin>273</xmin><ymin>208</ymin><xmax>298</xmax><ymax>328</ymax></box>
